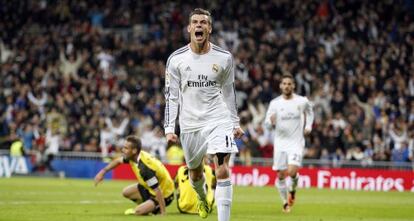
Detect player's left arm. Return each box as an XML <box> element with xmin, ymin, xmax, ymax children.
<box><xmin>141</xmin><ymin>168</ymin><xmax>166</xmax><ymax>215</ymax></box>
<box><xmin>154</xmin><ymin>187</ymin><xmax>166</xmax><ymax>215</ymax></box>
<box><xmin>303</xmin><ymin>97</ymin><xmax>314</xmax><ymax>136</ymax></box>
<box><xmin>222</xmin><ymin>55</ymin><xmax>244</xmax><ymax>138</ymax></box>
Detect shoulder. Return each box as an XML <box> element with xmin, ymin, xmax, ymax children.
<box><xmin>139</xmin><ymin>152</ymin><xmax>154</xmax><ymax>167</ymax></box>
<box><xmin>140</xmin><ymin>150</ymin><xmax>151</xmax><ymax>159</ymax></box>
<box><xmin>270</xmin><ymin>96</ymin><xmax>283</xmax><ymax>105</ymax></box>
<box><xmin>293</xmin><ymin>94</ymin><xmax>306</xmax><ymax>101</ymax></box>
<box><xmin>211</xmin><ymin>44</ymin><xmax>232</xmax><ymax>58</ymax></box>
<box><xmin>293</xmin><ymin>94</ymin><xmax>311</xmax><ymax>104</ymax></box>
<box><xmin>138</xmin><ymin>158</ymin><xmax>157</xmax><ymax>177</ymax></box>
<box><xmin>166</xmin><ymin>45</ymin><xmax>190</xmax><ymax>66</ymax></box>
<box><xmin>169</xmin><ymin>45</ymin><xmax>190</xmax><ymax>57</ymax></box>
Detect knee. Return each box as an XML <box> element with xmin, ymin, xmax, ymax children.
<box><xmin>215</xmin><ymin>153</ymin><xmax>230</xmax><ymax>179</ymax></box>
<box><xmin>122</xmin><ymin>187</ymin><xmax>131</xmax><ymax>199</ymax></box>
<box><xmin>189</xmin><ymin>167</ymin><xmax>204</xmax><ymax>181</ymax></box>
<box><xmin>216</xmin><ymin>164</ymin><xmax>229</xmax><ymax>179</ymax></box>
<box><xmin>277</xmin><ymin>171</ymin><xmax>287</xmax><ymax>180</ymax></box>
<box><xmin>288</xmin><ymin>171</ymin><xmax>297</xmax><ymax>178</ymax></box>
<box><xmin>288</xmin><ymin>169</ymin><xmax>298</xmax><ymax>178</ymax></box>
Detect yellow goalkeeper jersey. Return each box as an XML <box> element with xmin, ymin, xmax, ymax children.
<box><xmin>127</xmin><ymin>151</ymin><xmax>174</xmax><ymax>198</ymax></box>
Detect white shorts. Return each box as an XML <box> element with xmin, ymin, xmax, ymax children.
<box><xmin>272</xmin><ymin>149</ymin><xmax>303</xmax><ymax>171</ymax></box>
<box><xmin>180</xmin><ymin>123</ymin><xmax>238</xmax><ymax>169</ymax></box>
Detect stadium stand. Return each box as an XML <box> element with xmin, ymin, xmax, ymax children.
<box><xmin>0</xmin><ymin>0</ymin><xmax>413</xmax><ymax>169</ymax></box>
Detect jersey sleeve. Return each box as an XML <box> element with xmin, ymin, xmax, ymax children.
<box><xmin>164</xmin><ymin>56</ymin><xmax>180</xmax><ymax>134</ymax></box>
<box><xmin>264</xmin><ymin>100</ymin><xmax>277</xmax><ymax>129</ymax></box>
<box><xmin>222</xmin><ymin>55</ymin><xmax>240</xmax><ymax>128</ymax></box>
<box><xmin>304</xmin><ymin>97</ymin><xmax>314</xmax><ymax>131</ymax></box>
<box><xmin>139</xmin><ymin>164</ymin><xmax>159</xmax><ymax>189</ymax></box>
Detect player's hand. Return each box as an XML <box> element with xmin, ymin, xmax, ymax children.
<box><xmin>166</xmin><ymin>133</ymin><xmax>178</xmax><ymax>143</ymax></box>
<box><xmin>233</xmin><ymin>127</ymin><xmax>245</xmax><ymax>139</ymax></box>
<box><xmin>94</xmin><ymin>170</ymin><xmax>105</xmax><ymax>187</ymax></box>
<box><xmin>304</xmin><ymin>129</ymin><xmax>311</xmax><ymax>136</ymax></box>
<box><xmin>270</xmin><ymin>114</ymin><xmax>276</xmax><ymax>127</ymax></box>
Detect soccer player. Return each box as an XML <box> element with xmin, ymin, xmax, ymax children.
<box><xmin>94</xmin><ymin>135</ymin><xmax>174</xmax><ymax>216</ymax></box>
<box><xmin>264</xmin><ymin>74</ymin><xmax>314</xmax><ymax>213</ymax></box>
<box><xmin>175</xmin><ymin>162</ymin><xmax>216</xmax><ymax>214</ymax></box>
<box><xmin>164</xmin><ymin>8</ymin><xmax>244</xmax><ymax>221</ymax></box>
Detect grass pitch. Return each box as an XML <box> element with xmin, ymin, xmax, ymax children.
<box><xmin>0</xmin><ymin>177</ymin><xmax>413</xmax><ymax>221</ymax></box>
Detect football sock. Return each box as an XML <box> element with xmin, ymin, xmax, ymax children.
<box><xmin>190</xmin><ymin>175</ymin><xmax>207</xmax><ymax>201</ymax></box>
<box><xmin>290</xmin><ymin>173</ymin><xmax>299</xmax><ymax>192</ymax></box>
<box><xmin>216</xmin><ymin>178</ymin><xmax>232</xmax><ymax>221</ymax></box>
<box><xmin>276</xmin><ymin>178</ymin><xmax>288</xmax><ymax>204</ymax></box>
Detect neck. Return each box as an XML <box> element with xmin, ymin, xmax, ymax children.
<box><xmin>283</xmin><ymin>93</ymin><xmax>293</xmax><ymax>99</ymax></box>
<box><xmin>131</xmin><ymin>153</ymin><xmax>139</xmax><ymax>163</ymax></box>
<box><xmin>190</xmin><ymin>41</ymin><xmax>210</xmax><ymax>54</ymax></box>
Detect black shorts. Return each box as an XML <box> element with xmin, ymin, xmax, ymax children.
<box><xmin>137</xmin><ymin>184</ymin><xmax>174</xmax><ymax>214</ymax></box>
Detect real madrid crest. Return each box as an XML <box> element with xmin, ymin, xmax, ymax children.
<box><xmin>212</xmin><ymin>64</ymin><xmax>219</xmax><ymax>73</ymax></box>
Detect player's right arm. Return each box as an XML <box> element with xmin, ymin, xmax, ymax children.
<box><xmin>94</xmin><ymin>157</ymin><xmax>123</xmax><ymax>186</ymax></box>
<box><xmin>264</xmin><ymin>100</ymin><xmax>277</xmax><ymax>129</ymax></box>
<box><xmin>303</xmin><ymin>97</ymin><xmax>314</xmax><ymax>136</ymax></box>
<box><xmin>164</xmin><ymin>56</ymin><xmax>180</xmax><ymax>142</ymax></box>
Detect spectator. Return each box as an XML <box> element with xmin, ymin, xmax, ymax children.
<box><xmin>391</xmin><ymin>142</ymin><xmax>410</xmax><ymax>168</ymax></box>
<box><xmin>166</xmin><ymin>142</ymin><xmax>185</xmax><ymax>165</ymax></box>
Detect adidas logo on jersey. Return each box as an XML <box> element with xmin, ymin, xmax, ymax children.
<box><xmin>185</xmin><ymin>66</ymin><xmax>192</xmax><ymax>71</ymax></box>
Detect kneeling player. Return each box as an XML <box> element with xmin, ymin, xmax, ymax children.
<box><xmin>94</xmin><ymin>135</ymin><xmax>174</xmax><ymax>215</ymax></box>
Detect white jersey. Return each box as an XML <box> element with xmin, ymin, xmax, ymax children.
<box><xmin>164</xmin><ymin>44</ymin><xmax>239</xmax><ymax>134</ymax></box>
<box><xmin>264</xmin><ymin>94</ymin><xmax>314</xmax><ymax>151</ymax></box>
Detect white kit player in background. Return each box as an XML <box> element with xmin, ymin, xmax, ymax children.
<box><xmin>264</xmin><ymin>74</ymin><xmax>314</xmax><ymax>213</ymax></box>
<box><xmin>164</xmin><ymin>8</ymin><xmax>244</xmax><ymax>221</ymax></box>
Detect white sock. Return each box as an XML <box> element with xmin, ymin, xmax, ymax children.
<box><xmin>216</xmin><ymin>178</ymin><xmax>232</xmax><ymax>221</ymax></box>
<box><xmin>190</xmin><ymin>175</ymin><xmax>206</xmax><ymax>201</ymax></box>
<box><xmin>290</xmin><ymin>173</ymin><xmax>299</xmax><ymax>192</ymax></box>
<box><xmin>276</xmin><ymin>178</ymin><xmax>288</xmax><ymax>204</ymax></box>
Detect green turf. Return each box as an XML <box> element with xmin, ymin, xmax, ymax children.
<box><xmin>0</xmin><ymin>177</ymin><xmax>413</xmax><ymax>221</ymax></box>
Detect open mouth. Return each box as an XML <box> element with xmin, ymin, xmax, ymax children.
<box><xmin>195</xmin><ymin>31</ymin><xmax>203</xmax><ymax>40</ymax></box>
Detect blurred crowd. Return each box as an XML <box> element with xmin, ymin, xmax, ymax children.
<box><xmin>1</xmin><ymin>0</ymin><xmax>413</xmax><ymax>168</ymax></box>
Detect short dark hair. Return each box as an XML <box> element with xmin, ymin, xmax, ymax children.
<box><xmin>281</xmin><ymin>74</ymin><xmax>295</xmax><ymax>83</ymax></box>
<box><xmin>189</xmin><ymin>8</ymin><xmax>212</xmax><ymax>25</ymax></box>
<box><xmin>126</xmin><ymin>135</ymin><xmax>141</xmax><ymax>151</ymax></box>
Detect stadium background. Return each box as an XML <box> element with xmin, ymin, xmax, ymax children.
<box><xmin>0</xmin><ymin>0</ymin><xmax>414</xmax><ymax>219</ymax></box>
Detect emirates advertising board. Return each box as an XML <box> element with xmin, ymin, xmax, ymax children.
<box><xmin>113</xmin><ymin>164</ymin><xmax>414</xmax><ymax>192</ymax></box>
<box><xmin>1</xmin><ymin>155</ymin><xmax>412</xmax><ymax>192</ymax></box>
<box><xmin>229</xmin><ymin>166</ymin><xmax>414</xmax><ymax>192</ymax></box>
